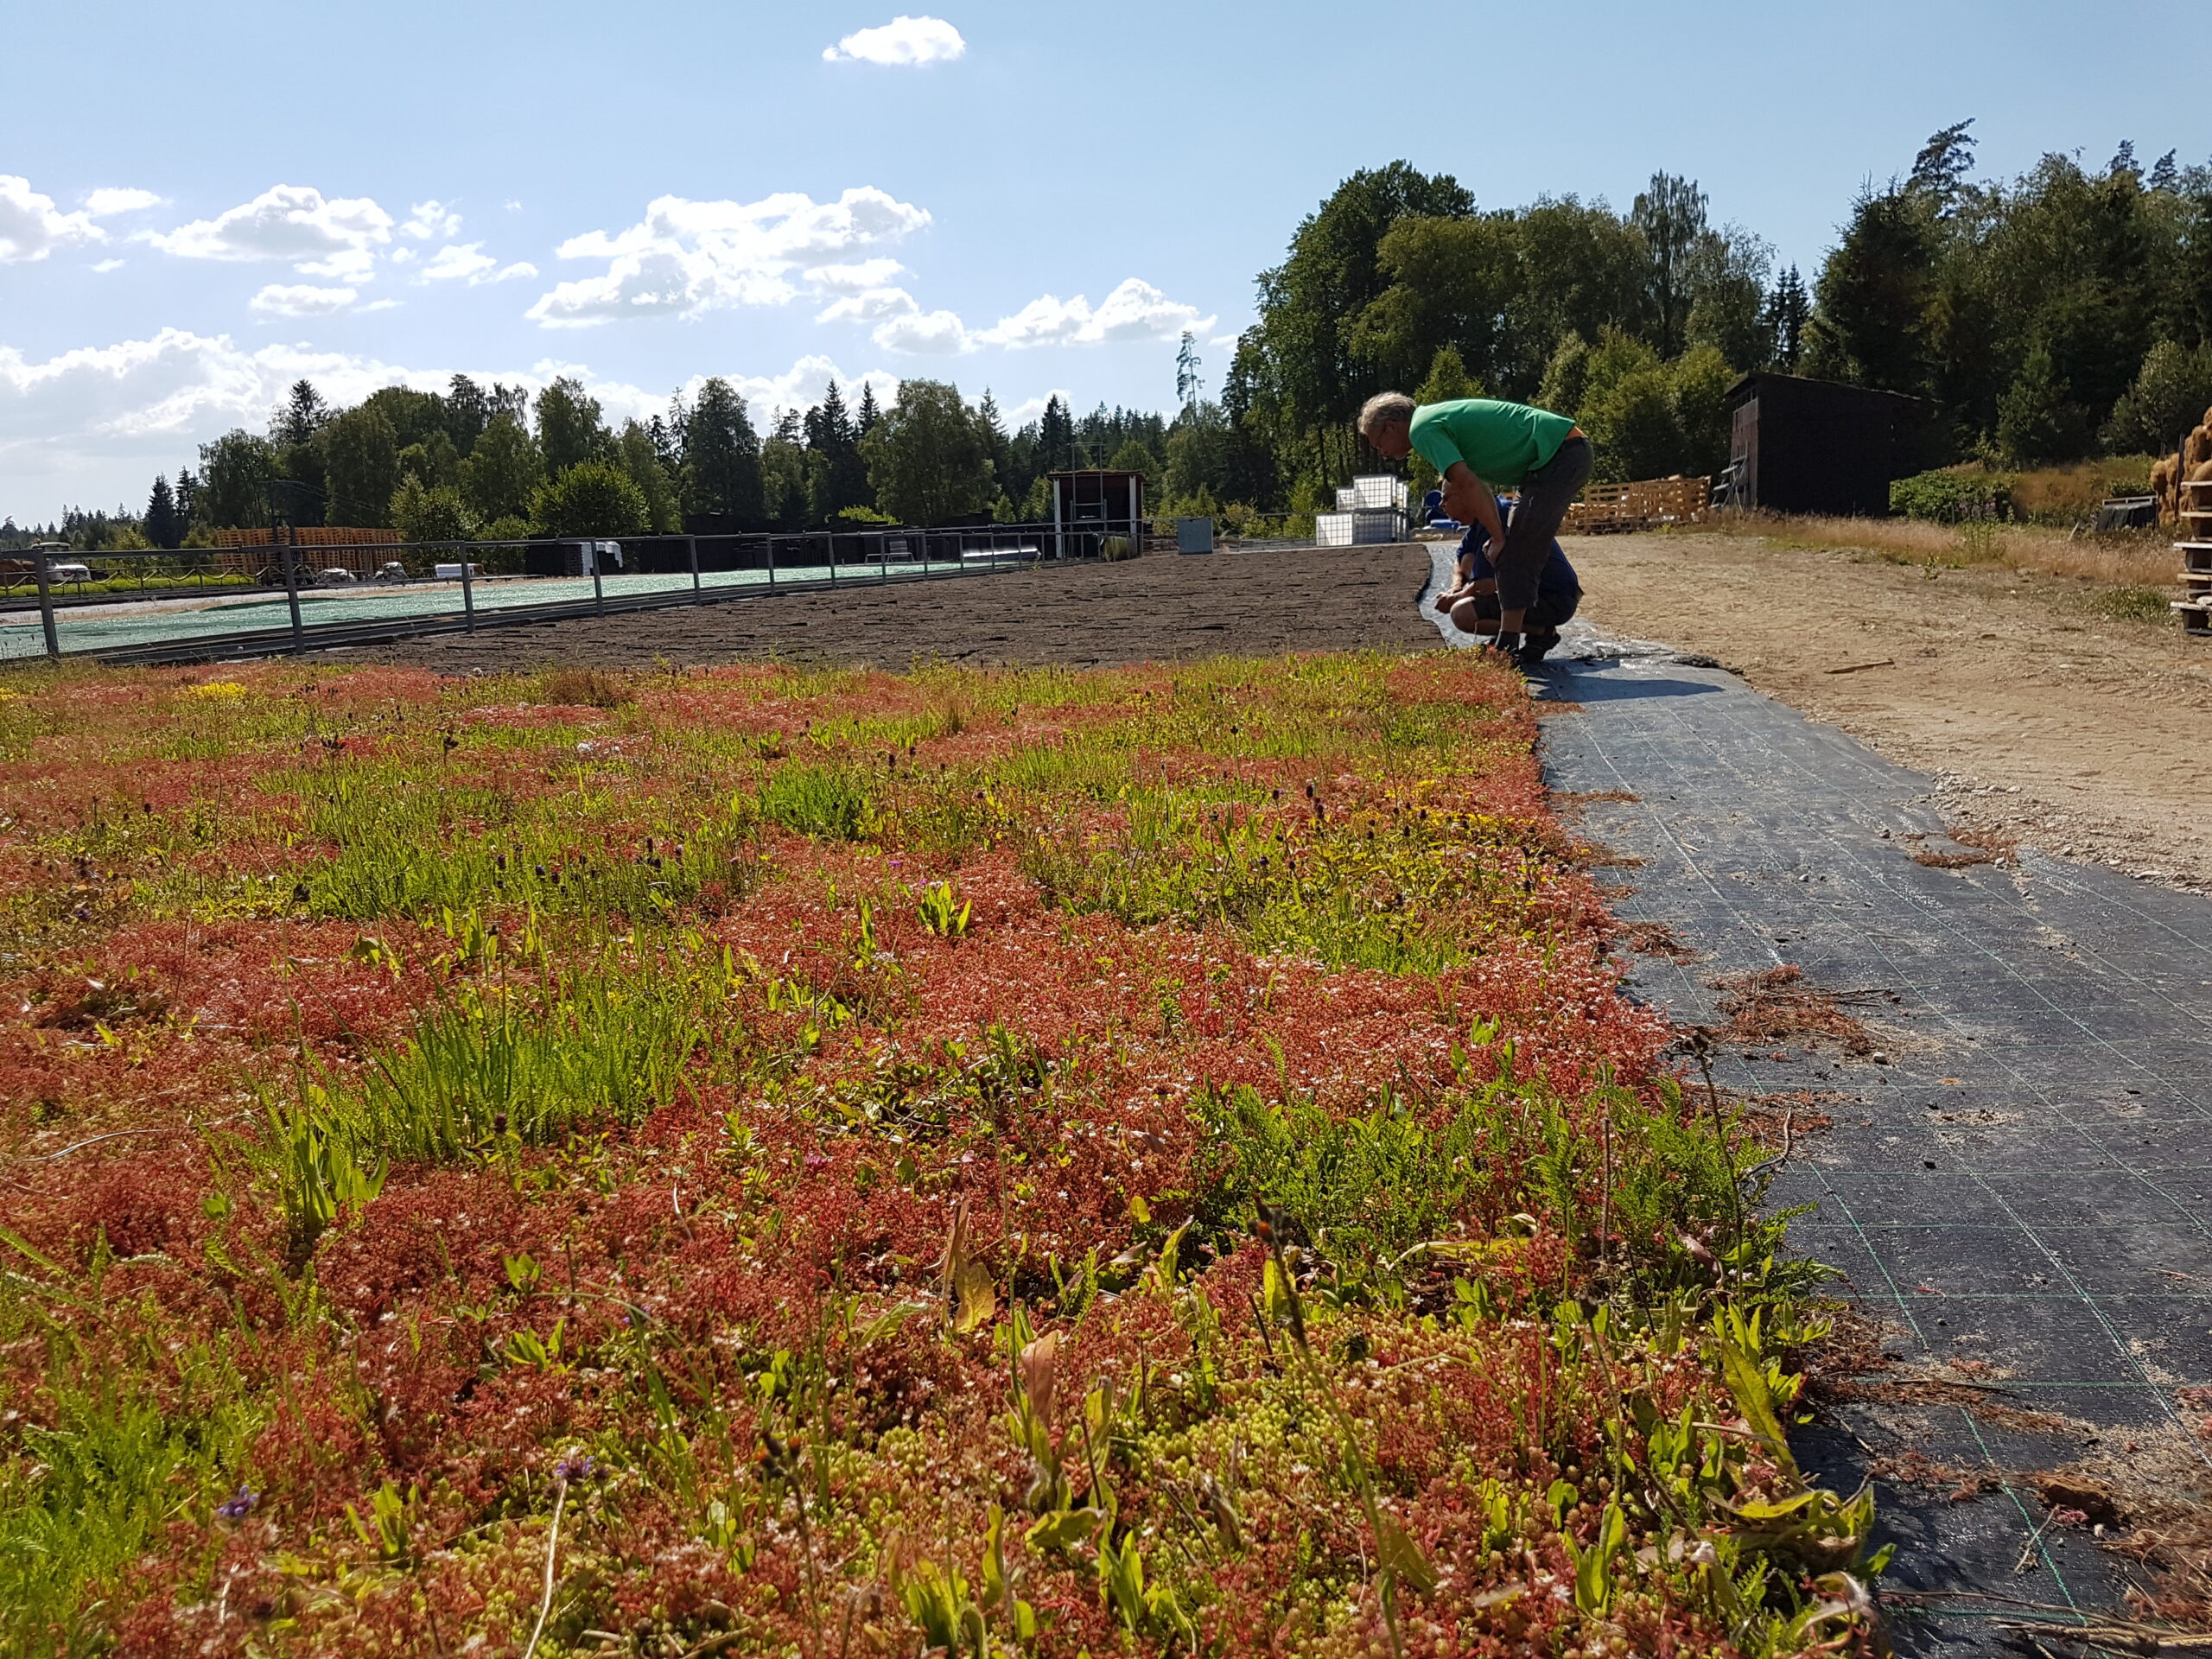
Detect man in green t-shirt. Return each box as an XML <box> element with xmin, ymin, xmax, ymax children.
<box><xmin>1357</xmin><ymin>392</ymin><xmax>1592</xmax><ymax>661</ymax></box>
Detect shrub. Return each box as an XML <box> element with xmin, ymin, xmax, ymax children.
<box><xmin>1890</xmin><ymin>467</ymin><xmax>2015</xmax><ymax>522</ymax></box>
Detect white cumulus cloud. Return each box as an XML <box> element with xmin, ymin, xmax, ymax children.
<box><xmin>806</xmin><ymin>257</ymin><xmax>907</xmax><ymax>292</ymax></box>
<box><xmin>0</xmin><ymin>328</ymin><xmax>665</xmax><ymax>519</ymax></box>
<box><xmin>84</xmin><ymin>187</ymin><xmax>163</xmax><ymax>218</ymax></box>
<box><xmin>977</xmin><ymin>278</ymin><xmax>1213</xmax><ymax>347</ymax></box>
<box><xmin>249</xmin><ymin>284</ymin><xmax>362</xmax><ymax>317</ymax></box>
<box><xmin>0</xmin><ymin>175</ymin><xmax>105</xmax><ymax>263</ymax></box>
<box><xmin>420</xmin><ymin>243</ymin><xmax>497</xmax><ymax>283</ymax></box>
<box><xmin>817</xmin><ymin>287</ymin><xmax>918</xmax><ymax>324</ymax></box>
<box><xmin>527</xmin><ymin>187</ymin><xmax>931</xmax><ymax>328</ymax></box>
<box><xmin>995</xmin><ymin>390</ymin><xmax>1074</xmax><ymax>431</ymax></box>
<box><xmin>865</xmin><ymin>277</ymin><xmax>1214</xmax><ymax>355</ymax></box>
<box><xmin>690</xmin><ymin>353</ymin><xmax>902</xmax><ymax>431</ymax></box>
<box><xmin>92</xmin><ymin>258</ymin><xmax>126</xmax><ymax>274</ymax></box>
<box><xmin>401</xmin><ymin>200</ymin><xmax>461</xmax><ymax>240</ymax></box>
<box><xmin>873</xmin><ymin>308</ymin><xmax>971</xmax><ymax>354</ymax></box>
<box><xmin>149</xmin><ymin>184</ymin><xmax>395</xmax><ymax>276</ymax></box>
<box><xmin>823</xmin><ymin>15</ymin><xmax>965</xmax><ymax>65</ymax></box>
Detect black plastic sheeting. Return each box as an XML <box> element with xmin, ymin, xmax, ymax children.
<box><xmin>1421</xmin><ymin>549</ymin><xmax>2212</xmax><ymax>1654</ymax></box>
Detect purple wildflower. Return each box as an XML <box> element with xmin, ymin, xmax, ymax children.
<box><xmin>217</xmin><ymin>1485</ymin><xmax>258</xmax><ymax>1522</ymax></box>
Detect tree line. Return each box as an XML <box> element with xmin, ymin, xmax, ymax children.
<box><xmin>4</xmin><ymin>374</ymin><xmax>1177</xmax><ymax>550</ymax></box>
<box><xmin>12</xmin><ymin>120</ymin><xmax>2209</xmax><ymax>550</ymax></box>
<box><xmin>1230</xmin><ymin>125</ymin><xmax>2212</xmax><ymax>496</ymax></box>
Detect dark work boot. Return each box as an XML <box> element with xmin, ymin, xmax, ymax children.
<box><xmin>1515</xmin><ymin>630</ymin><xmax>1561</xmax><ymax>665</ymax></box>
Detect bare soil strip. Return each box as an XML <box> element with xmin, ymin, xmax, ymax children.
<box><xmin>329</xmin><ymin>543</ymin><xmax>1441</xmax><ymax>674</ymax></box>
<box><xmin>1565</xmin><ymin>531</ymin><xmax>2212</xmax><ymax>892</ymax></box>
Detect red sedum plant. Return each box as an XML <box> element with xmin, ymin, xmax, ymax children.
<box><xmin>0</xmin><ymin>653</ymin><xmax>1883</xmax><ymax>1657</ymax></box>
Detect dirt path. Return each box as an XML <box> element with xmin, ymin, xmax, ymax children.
<box><xmin>332</xmin><ymin>543</ymin><xmax>1440</xmax><ymax>674</ymax></box>
<box><xmin>1566</xmin><ymin>531</ymin><xmax>2212</xmax><ymax>892</ymax></box>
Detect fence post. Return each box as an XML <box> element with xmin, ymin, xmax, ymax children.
<box><xmin>459</xmin><ymin>545</ymin><xmax>476</xmax><ymax>632</ymax></box>
<box><xmin>588</xmin><ymin>542</ymin><xmax>605</xmax><ymax>615</ymax></box>
<box><xmin>829</xmin><ymin>534</ymin><xmax>837</xmax><ymax>588</ymax></box>
<box><xmin>34</xmin><ymin>550</ymin><xmax>58</xmax><ymax>659</ymax></box>
<box><xmin>282</xmin><ymin>527</ymin><xmax>306</xmax><ymax>654</ymax></box>
<box><xmin>688</xmin><ymin>535</ymin><xmax>701</xmax><ymax>595</ymax></box>
<box><xmin>766</xmin><ymin>535</ymin><xmax>778</xmax><ymax>590</ymax></box>
<box><xmin>880</xmin><ymin>531</ymin><xmax>891</xmax><ymax>583</ymax></box>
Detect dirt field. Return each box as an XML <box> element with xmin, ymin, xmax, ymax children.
<box><xmin>1567</xmin><ymin>531</ymin><xmax>2212</xmax><ymax>892</ymax></box>
<box><xmin>332</xmin><ymin>543</ymin><xmax>1440</xmax><ymax>673</ymax></box>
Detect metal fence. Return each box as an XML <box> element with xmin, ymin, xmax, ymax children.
<box><xmin>0</xmin><ymin>518</ymin><xmax>1157</xmax><ymax>667</ymax></box>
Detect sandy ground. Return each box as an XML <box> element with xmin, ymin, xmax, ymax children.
<box><xmin>332</xmin><ymin>543</ymin><xmax>1440</xmax><ymax>673</ymax></box>
<box><xmin>1565</xmin><ymin>531</ymin><xmax>2212</xmax><ymax>893</ymax></box>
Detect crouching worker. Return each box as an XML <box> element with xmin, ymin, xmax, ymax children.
<box><xmin>1437</xmin><ymin>504</ymin><xmax>1581</xmax><ymax>661</ymax></box>
<box><xmin>1358</xmin><ymin>391</ymin><xmax>1592</xmax><ymax>664</ymax></box>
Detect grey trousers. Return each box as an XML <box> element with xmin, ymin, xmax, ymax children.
<box><xmin>1495</xmin><ymin>436</ymin><xmax>1592</xmax><ymax>613</ymax></box>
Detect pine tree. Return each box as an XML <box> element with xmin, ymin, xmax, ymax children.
<box><xmin>1764</xmin><ymin>266</ymin><xmax>1809</xmax><ymax>371</ymax></box>
<box><xmin>273</xmin><ymin>380</ymin><xmax>331</xmax><ymax>448</ymax></box>
<box><xmin>144</xmin><ymin>475</ymin><xmax>181</xmax><ymax>550</ymax></box>
<box><xmin>856</xmin><ymin>382</ymin><xmax>881</xmax><ymax>437</ymax></box>
<box><xmin>1038</xmin><ymin>396</ymin><xmax>1076</xmax><ymax>474</ymax></box>
<box><xmin>803</xmin><ymin>379</ymin><xmax>869</xmax><ymax>522</ymax></box>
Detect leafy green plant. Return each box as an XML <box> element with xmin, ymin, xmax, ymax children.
<box><xmin>264</xmin><ymin>1091</ymin><xmax>389</xmax><ymax>1257</ymax></box>
<box><xmin>1890</xmin><ymin>467</ymin><xmax>2016</xmax><ymax>523</ymax></box>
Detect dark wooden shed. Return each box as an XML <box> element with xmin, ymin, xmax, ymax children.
<box><xmin>1722</xmin><ymin>373</ymin><xmax>1931</xmax><ymax>517</ymax></box>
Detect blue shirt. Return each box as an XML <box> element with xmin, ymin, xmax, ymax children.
<box><xmin>1459</xmin><ymin>510</ymin><xmax>1580</xmax><ymax>607</ymax></box>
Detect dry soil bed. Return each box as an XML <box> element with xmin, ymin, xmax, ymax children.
<box><xmin>1567</xmin><ymin>531</ymin><xmax>2212</xmax><ymax>892</ymax></box>
<box><xmin>331</xmin><ymin>543</ymin><xmax>1440</xmax><ymax>674</ymax></box>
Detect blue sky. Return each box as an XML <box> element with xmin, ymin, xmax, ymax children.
<box><xmin>1</xmin><ymin>0</ymin><xmax>2196</xmax><ymax>523</ymax></box>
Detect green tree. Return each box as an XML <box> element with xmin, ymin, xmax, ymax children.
<box><xmin>359</xmin><ymin>386</ymin><xmax>452</xmax><ymax>454</ymax></box>
<box><xmin>1802</xmin><ymin>187</ymin><xmax>1936</xmax><ymax>394</ymax></box>
<box><xmin>2103</xmin><ymin>338</ymin><xmax>2212</xmax><ymax>452</ymax></box>
<box><xmin>446</xmin><ymin>374</ymin><xmax>493</xmax><ymax>455</ymax></box>
<box><xmin>1351</xmin><ymin>213</ymin><xmax>1522</xmax><ymax>395</ymax></box>
<box><xmin>391</xmin><ymin>478</ymin><xmax>479</xmax><ymax>543</ymax></box>
<box><xmin>1536</xmin><ymin>333</ymin><xmax>1592</xmax><ymax>417</ymax></box>
<box><xmin>1684</xmin><ymin>226</ymin><xmax>1773</xmax><ymax>370</ymax></box>
<box><xmin>860</xmin><ymin>379</ymin><xmax>995</xmax><ymax>525</ymax></box>
<box><xmin>531</xmin><ymin>460</ymin><xmax>649</xmax><ymax>537</ymax></box>
<box><xmin>461</xmin><ymin>414</ymin><xmax>544</xmax><ymax>524</ymax></box>
<box><xmin>1764</xmin><ymin>266</ymin><xmax>1809</xmax><ymax>370</ymax></box>
<box><xmin>1669</xmin><ymin>343</ymin><xmax>1737</xmax><ymax>475</ymax></box>
<box><xmin>536</xmin><ymin>377</ymin><xmax>610</xmax><ymax>476</ymax></box>
<box><xmin>323</xmin><ymin>406</ymin><xmax>401</xmax><ymax>526</ymax></box>
<box><xmin>1107</xmin><ymin>438</ymin><xmax>1160</xmax><ymax>492</ymax></box>
<box><xmin>194</xmin><ymin>430</ymin><xmax>279</xmax><ymax>529</ymax></box>
<box><xmin>679</xmin><ymin>378</ymin><xmax>764</xmax><ymax>524</ymax></box>
<box><xmin>1253</xmin><ymin>162</ymin><xmax>1478</xmax><ymax>482</ymax></box>
<box><xmin>1404</xmin><ymin>346</ymin><xmax>1486</xmax><ymax>492</ymax></box>
<box><xmin>803</xmin><ymin>379</ymin><xmax>870</xmax><ymax>523</ymax></box>
<box><xmin>1632</xmin><ymin>173</ymin><xmax>1709</xmax><ymax>358</ymax></box>
<box><xmin>1996</xmin><ymin>346</ymin><xmax>2092</xmax><ymax>462</ymax></box>
<box><xmin>614</xmin><ymin>420</ymin><xmax>681</xmax><ymax>532</ymax></box>
<box><xmin>759</xmin><ymin>411</ymin><xmax>810</xmax><ymax>531</ymax></box>
<box><xmin>272</xmin><ymin>380</ymin><xmax>331</xmax><ymax>448</ymax></box>
<box><xmin>1164</xmin><ymin>402</ymin><xmax>1230</xmax><ymax>508</ymax></box>
<box><xmin>143</xmin><ymin>475</ymin><xmax>182</xmax><ymax>550</ymax></box>
<box><xmin>397</xmin><ymin>430</ymin><xmax>462</xmax><ymax>492</ymax></box>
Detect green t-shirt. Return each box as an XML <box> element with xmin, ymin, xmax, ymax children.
<box><xmin>1407</xmin><ymin>398</ymin><xmax>1578</xmax><ymax>486</ymax></box>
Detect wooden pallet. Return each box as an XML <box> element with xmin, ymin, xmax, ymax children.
<box><xmin>2177</xmin><ymin>598</ymin><xmax>2211</xmax><ymax>635</ymax></box>
<box><xmin>2173</xmin><ymin>486</ymin><xmax>2212</xmax><ymax>632</ymax></box>
<box><xmin>1567</xmin><ymin>474</ymin><xmax>1712</xmax><ymax>535</ymax></box>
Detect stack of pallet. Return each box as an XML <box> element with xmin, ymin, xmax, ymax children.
<box><xmin>2154</xmin><ymin>414</ymin><xmax>2212</xmax><ymax>633</ymax></box>
<box><xmin>1567</xmin><ymin>474</ymin><xmax>1712</xmax><ymax>535</ymax></box>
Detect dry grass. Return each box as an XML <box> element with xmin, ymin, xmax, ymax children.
<box><xmin>2007</xmin><ymin>454</ymin><xmax>2159</xmax><ymax>521</ymax></box>
<box><xmin>1697</xmin><ymin>511</ymin><xmax>2177</xmax><ymax>588</ymax></box>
